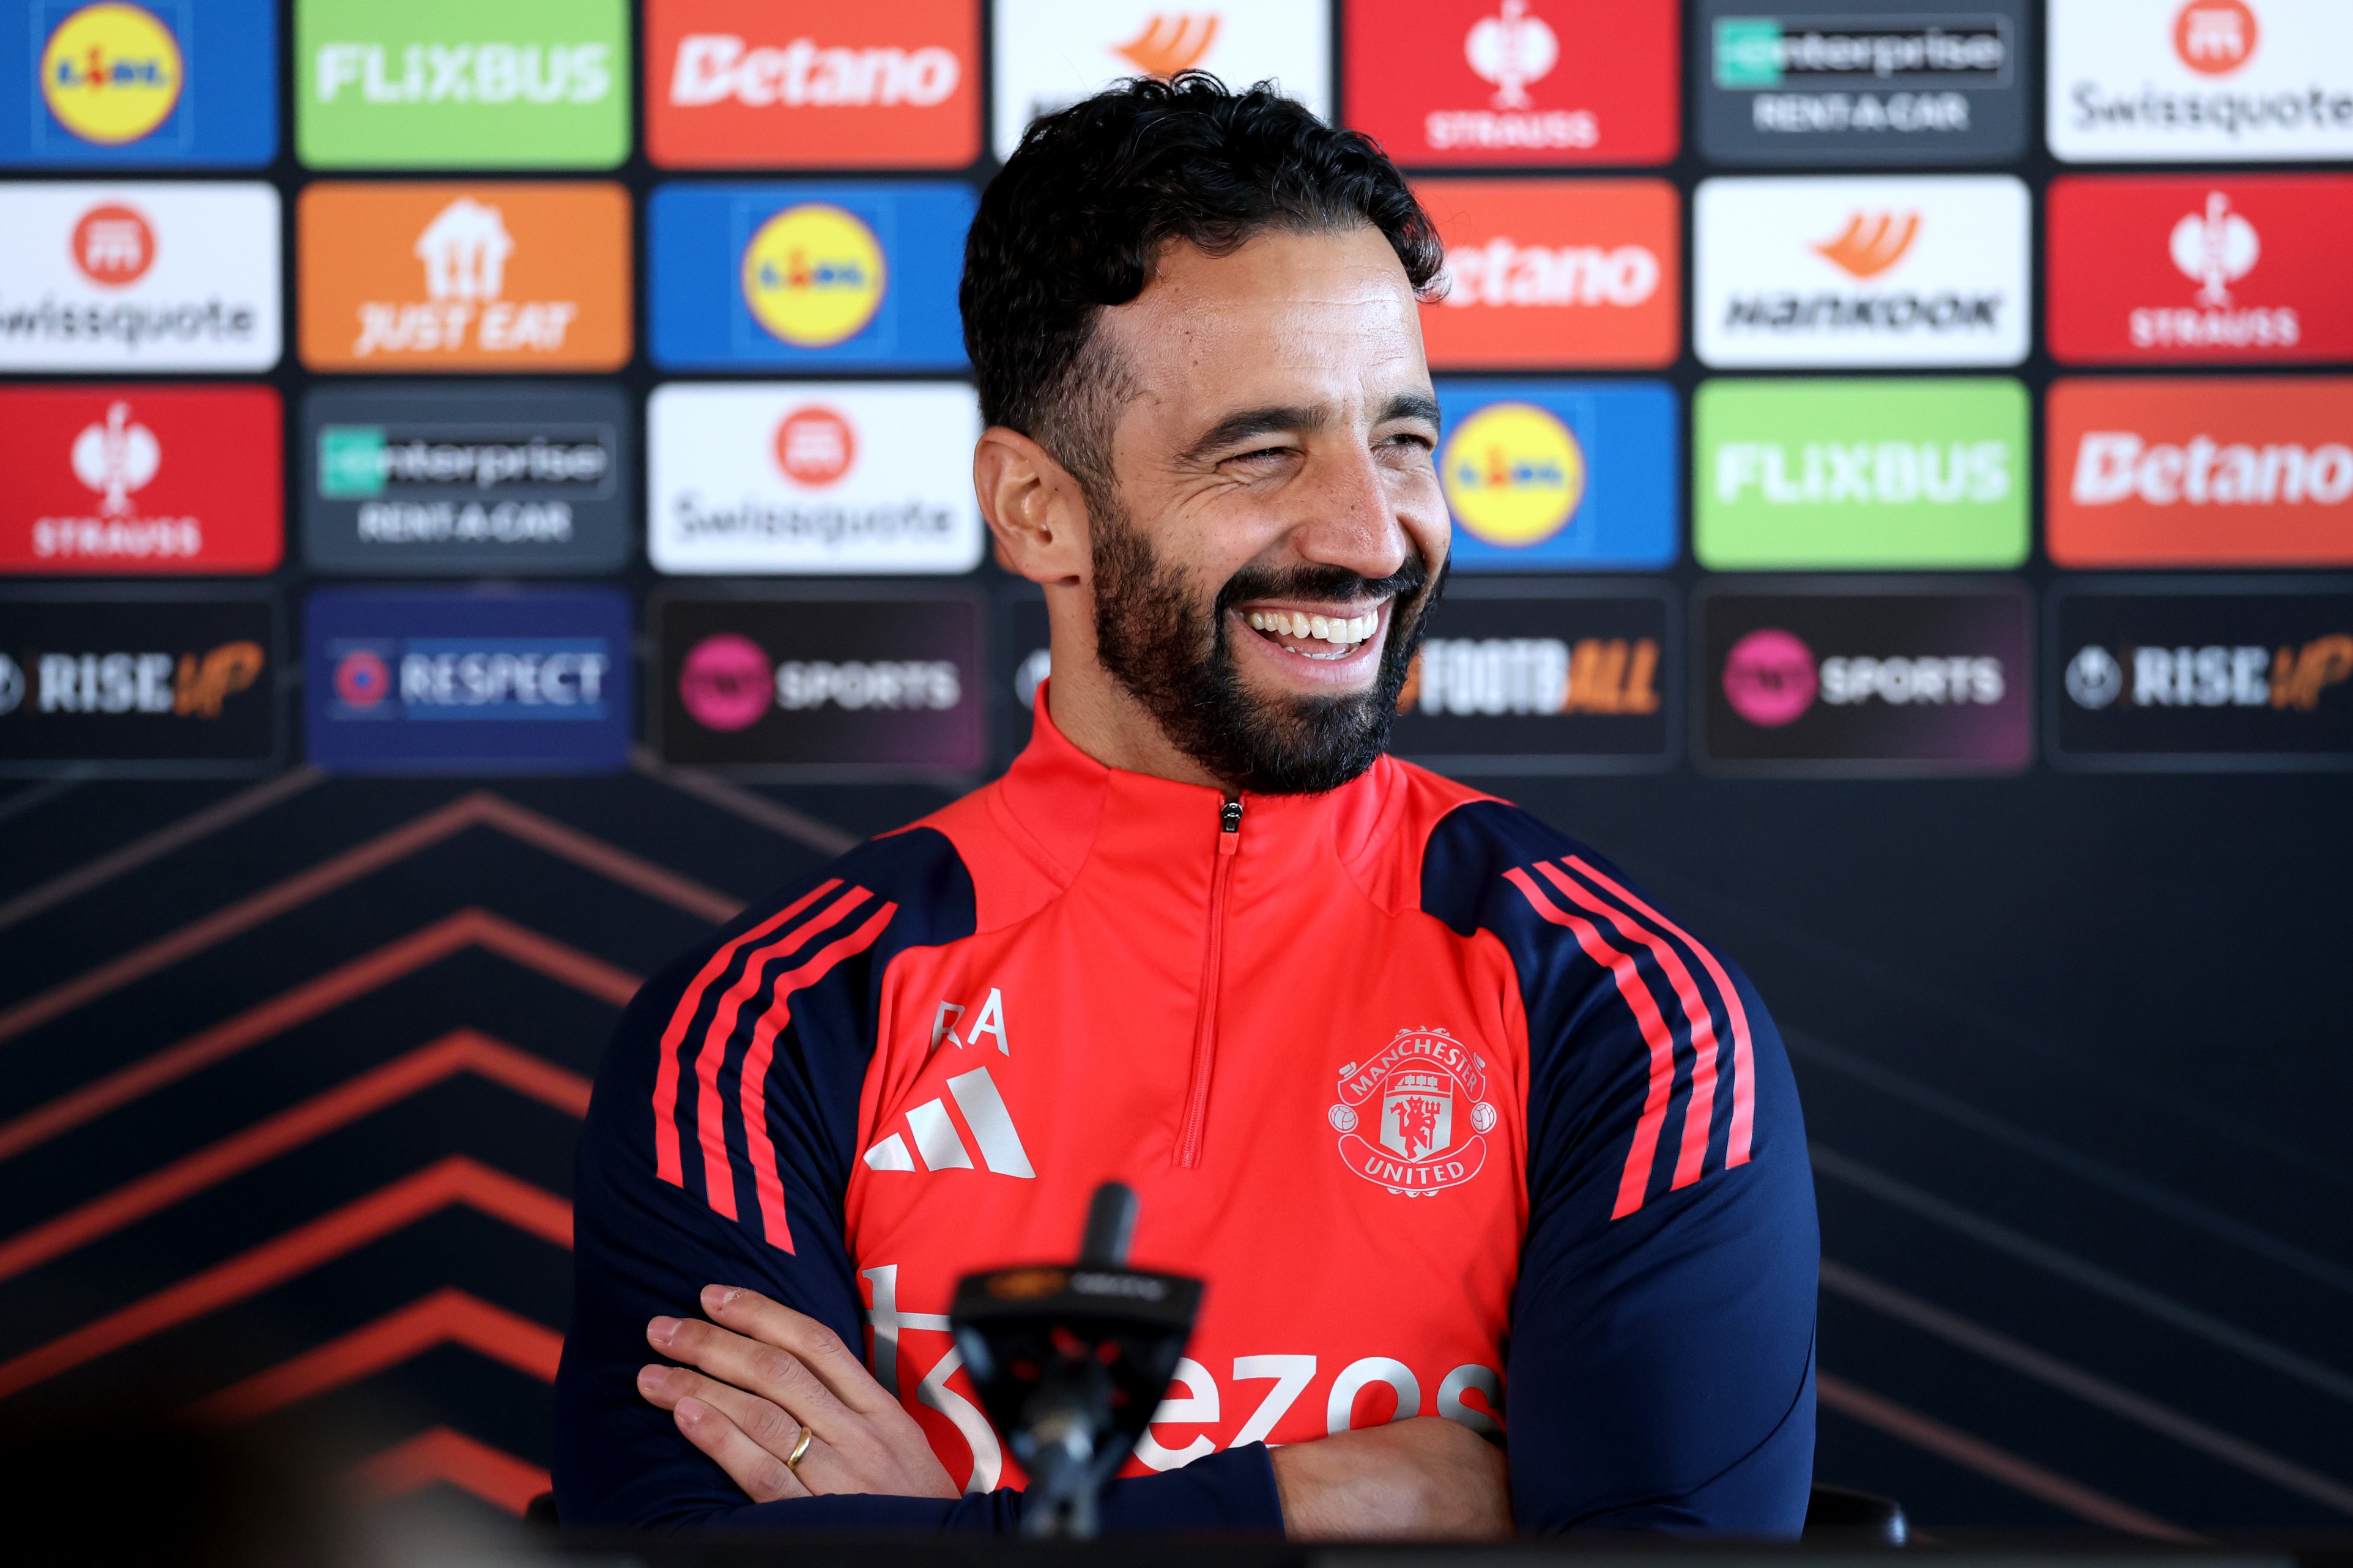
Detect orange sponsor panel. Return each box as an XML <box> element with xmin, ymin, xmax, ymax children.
<box><xmin>298</xmin><ymin>182</ymin><xmax>632</xmax><ymax>373</ymax></box>
<box><xmin>2048</xmin><ymin>376</ymin><xmax>2353</xmax><ymax>567</ymax></box>
<box><xmin>646</xmin><ymin>0</ymin><xmax>980</xmax><ymax>169</ymax></box>
<box><xmin>1412</xmin><ymin>177</ymin><xmax>1680</xmax><ymax>370</ymax></box>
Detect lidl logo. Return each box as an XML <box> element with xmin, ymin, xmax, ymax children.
<box><xmin>2050</xmin><ymin>0</ymin><xmax>2353</xmax><ymax>163</ymax></box>
<box><xmin>1433</xmin><ymin>380</ymin><xmax>1677</xmax><ymax>571</ymax></box>
<box><xmin>41</xmin><ymin>2</ymin><xmax>180</xmax><ymax>144</ymax></box>
<box><xmin>1694</xmin><ymin>377</ymin><xmax>2030</xmax><ymax>569</ymax></box>
<box><xmin>1443</xmin><ymin>404</ymin><xmax>1585</xmax><ymax>549</ymax></box>
<box><xmin>741</xmin><ymin>204</ymin><xmax>886</xmax><ymax>348</ymax></box>
<box><xmin>298</xmin><ymin>182</ymin><xmax>631</xmax><ymax>372</ymax></box>
<box><xmin>651</xmin><ymin>182</ymin><xmax>969</xmax><ymax>370</ymax></box>
<box><xmin>295</xmin><ymin>0</ymin><xmax>629</xmax><ymax>169</ymax></box>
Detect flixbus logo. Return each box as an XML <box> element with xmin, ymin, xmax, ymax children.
<box><xmin>648</xmin><ymin>0</ymin><xmax>979</xmax><ymax>169</ymax></box>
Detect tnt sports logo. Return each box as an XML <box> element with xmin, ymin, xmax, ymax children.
<box><xmin>1328</xmin><ymin>1027</ymin><xmax>1495</xmax><ymax>1197</ymax></box>
<box><xmin>71</xmin><ymin>202</ymin><xmax>154</xmax><ymax>286</ymax></box>
<box><xmin>40</xmin><ymin>2</ymin><xmax>182</xmax><ymax>146</ymax></box>
<box><xmin>743</xmin><ymin>204</ymin><xmax>885</xmax><ymax>348</ymax></box>
<box><xmin>333</xmin><ymin>648</ymin><xmax>391</xmax><ymax>707</ymax></box>
<box><xmin>2176</xmin><ymin>0</ymin><xmax>2258</xmax><ymax>74</ymax></box>
<box><xmin>1723</xmin><ymin>629</ymin><xmax>1817</xmax><ymax>727</ymax></box>
<box><xmin>678</xmin><ymin>632</ymin><xmax>773</xmax><ymax>731</ymax></box>
<box><xmin>774</xmin><ymin>406</ymin><xmax>854</xmax><ymax>486</ymax></box>
<box><xmin>1441</xmin><ymin>403</ymin><xmax>1585</xmax><ymax>549</ymax></box>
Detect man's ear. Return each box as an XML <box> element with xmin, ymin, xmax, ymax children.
<box><xmin>975</xmin><ymin>427</ymin><xmax>1091</xmax><ymax>587</ymax></box>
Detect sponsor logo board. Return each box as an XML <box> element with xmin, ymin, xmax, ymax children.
<box><xmin>2053</xmin><ymin>582</ymin><xmax>2353</xmax><ymax>767</ymax></box>
<box><xmin>1391</xmin><ymin>583</ymin><xmax>1672</xmax><ymax>772</ymax></box>
<box><xmin>1695</xmin><ymin>377</ymin><xmax>2029</xmax><ymax>569</ymax></box>
<box><xmin>0</xmin><ymin>385</ymin><xmax>281</xmax><ymax>574</ymax></box>
<box><xmin>0</xmin><ymin>591</ymin><xmax>277</xmax><ymax>773</ymax></box>
<box><xmin>1415</xmin><ymin>178</ymin><xmax>1679</xmax><ymax>370</ymax></box>
<box><xmin>298</xmin><ymin>182</ymin><xmax>630</xmax><ymax>372</ymax></box>
<box><xmin>1695</xmin><ymin>175</ymin><xmax>2029</xmax><ymax>368</ymax></box>
<box><xmin>301</xmin><ymin>383</ymin><xmax>629</xmax><ymax>574</ymax></box>
<box><xmin>649</xmin><ymin>383</ymin><xmax>982</xmax><ymax>575</ymax></box>
<box><xmin>304</xmin><ymin>586</ymin><xmax>631</xmax><ymax>773</ymax></box>
<box><xmin>0</xmin><ymin>180</ymin><xmax>278</xmax><ymax>370</ymax></box>
<box><xmin>649</xmin><ymin>182</ymin><xmax>969</xmax><ymax>370</ymax></box>
<box><xmin>1698</xmin><ymin>0</ymin><xmax>2028</xmax><ymax>165</ymax></box>
<box><xmin>2047</xmin><ymin>377</ymin><xmax>2353</xmax><ymax>568</ymax></box>
<box><xmin>991</xmin><ymin>0</ymin><xmax>1330</xmax><ymax>161</ymax></box>
<box><xmin>1699</xmin><ymin>583</ymin><xmax>2031</xmax><ymax>772</ymax></box>
<box><xmin>647</xmin><ymin>0</ymin><xmax>979</xmax><ymax>169</ymax></box>
<box><xmin>2047</xmin><ymin>175</ymin><xmax>2353</xmax><ymax>365</ymax></box>
<box><xmin>294</xmin><ymin>0</ymin><xmax>628</xmax><ymax>168</ymax></box>
<box><xmin>1433</xmin><ymin>380</ymin><xmax>1678</xmax><ymax>571</ymax></box>
<box><xmin>1344</xmin><ymin>0</ymin><xmax>1678</xmax><ymax>167</ymax></box>
<box><xmin>2</xmin><ymin>0</ymin><xmax>276</xmax><ymax>166</ymax></box>
<box><xmin>2050</xmin><ymin>0</ymin><xmax>2353</xmax><ymax>162</ymax></box>
<box><xmin>658</xmin><ymin>591</ymin><xmax>984</xmax><ymax>773</ymax></box>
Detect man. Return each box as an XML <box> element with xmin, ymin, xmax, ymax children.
<box><xmin>554</xmin><ymin>76</ymin><xmax>1817</xmax><ymax>1536</ymax></box>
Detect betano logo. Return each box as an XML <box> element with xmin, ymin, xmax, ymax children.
<box><xmin>2175</xmin><ymin>0</ymin><xmax>2258</xmax><ymax>74</ymax></box>
<box><xmin>70</xmin><ymin>202</ymin><xmax>154</xmax><ymax>286</ymax></box>
<box><xmin>670</xmin><ymin>34</ymin><xmax>959</xmax><ymax>108</ymax></box>
<box><xmin>1440</xmin><ymin>403</ymin><xmax>1585</xmax><ymax>548</ymax></box>
<box><xmin>41</xmin><ymin>2</ymin><xmax>182</xmax><ymax>146</ymax></box>
<box><xmin>1114</xmin><ymin>15</ymin><xmax>1218</xmax><ymax>77</ymax></box>
<box><xmin>1812</xmin><ymin>210</ymin><xmax>1920</xmax><ymax>279</ymax></box>
<box><xmin>741</xmin><ymin>204</ymin><xmax>886</xmax><ymax>348</ymax></box>
<box><xmin>1417</xmin><ymin>179</ymin><xmax>1678</xmax><ymax>368</ymax></box>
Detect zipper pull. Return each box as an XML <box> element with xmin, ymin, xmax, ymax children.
<box><xmin>1218</xmin><ymin>796</ymin><xmax>1242</xmax><ymax>856</ymax></box>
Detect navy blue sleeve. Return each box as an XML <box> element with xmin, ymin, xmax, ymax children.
<box><xmin>552</xmin><ymin>829</ymin><xmax>1283</xmax><ymax>1534</ymax></box>
<box><xmin>1423</xmin><ymin>803</ymin><xmax>1818</xmax><ymax>1537</ymax></box>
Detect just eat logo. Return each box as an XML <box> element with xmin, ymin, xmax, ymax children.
<box><xmin>647</xmin><ymin>0</ymin><xmax>979</xmax><ymax>169</ymax></box>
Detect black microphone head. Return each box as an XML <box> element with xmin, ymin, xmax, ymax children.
<box><xmin>1079</xmin><ymin>1181</ymin><xmax>1137</xmax><ymax>1267</ymax></box>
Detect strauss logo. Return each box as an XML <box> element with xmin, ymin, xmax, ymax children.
<box><xmin>1811</xmin><ymin>210</ymin><xmax>1921</xmax><ymax>280</ymax></box>
<box><xmin>1113</xmin><ymin>14</ymin><xmax>1218</xmax><ymax>78</ymax></box>
<box><xmin>1465</xmin><ymin>0</ymin><xmax>1558</xmax><ymax>110</ymax></box>
<box><xmin>71</xmin><ymin>401</ymin><xmax>160</xmax><ymax>517</ymax></box>
<box><xmin>2169</xmin><ymin>191</ymin><xmax>2259</xmax><ymax>306</ymax></box>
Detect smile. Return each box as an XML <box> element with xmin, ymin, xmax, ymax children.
<box><xmin>1242</xmin><ymin>604</ymin><xmax>1384</xmax><ymax>662</ymax></box>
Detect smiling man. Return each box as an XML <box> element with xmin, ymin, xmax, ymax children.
<box><xmin>554</xmin><ymin>76</ymin><xmax>1817</xmax><ymax>1537</ymax></box>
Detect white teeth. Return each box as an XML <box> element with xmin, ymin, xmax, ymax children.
<box><xmin>1291</xmin><ymin>612</ymin><xmax>1310</xmax><ymax>637</ymax></box>
<box><xmin>1246</xmin><ymin>606</ymin><xmax>1384</xmax><ymax>650</ymax></box>
<box><xmin>1310</xmin><ymin>615</ymin><xmax>1331</xmax><ymax>640</ymax></box>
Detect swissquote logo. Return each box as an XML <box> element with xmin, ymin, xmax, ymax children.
<box><xmin>298</xmin><ymin>182</ymin><xmax>629</xmax><ymax>372</ymax></box>
<box><xmin>0</xmin><ymin>182</ymin><xmax>278</xmax><ymax>370</ymax></box>
<box><xmin>1328</xmin><ymin>1028</ymin><xmax>1495</xmax><ymax>1197</ymax></box>
<box><xmin>0</xmin><ymin>386</ymin><xmax>281</xmax><ymax>573</ymax></box>
<box><xmin>41</xmin><ymin>1</ymin><xmax>183</xmax><ymax>146</ymax></box>
<box><xmin>1695</xmin><ymin>175</ymin><xmax>2029</xmax><ymax>368</ymax></box>
<box><xmin>648</xmin><ymin>382</ymin><xmax>984</xmax><ymax>574</ymax></box>
<box><xmin>1346</xmin><ymin>0</ymin><xmax>1678</xmax><ymax>165</ymax></box>
<box><xmin>990</xmin><ymin>1</ymin><xmax>1329</xmax><ymax>160</ymax></box>
<box><xmin>648</xmin><ymin>0</ymin><xmax>979</xmax><ymax>168</ymax></box>
<box><xmin>1415</xmin><ymin>178</ymin><xmax>1679</xmax><ymax>369</ymax></box>
<box><xmin>2046</xmin><ymin>175</ymin><xmax>2353</xmax><ymax>364</ymax></box>
<box><xmin>2051</xmin><ymin>0</ymin><xmax>2353</xmax><ymax>161</ymax></box>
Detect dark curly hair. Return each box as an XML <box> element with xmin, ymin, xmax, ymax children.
<box><xmin>961</xmin><ymin>74</ymin><xmax>1445</xmax><ymax>508</ymax></box>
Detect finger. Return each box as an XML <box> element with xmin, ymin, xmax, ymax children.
<box><xmin>650</xmin><ymin>1313</ymin><xmax>856</xmax><ymax>1432</ymax></box>
<box><xmin>702</xmin><ymin>1285</ymin><xmax>895</xmax><ymax>1416</ymax></box>
<box><xmin>645</xmin><ymin>1367</ymin><xmax>859</xmax><ymax>1499</ymax></box>
<box><xmin>671</xmin><ymin>1394</ymin><xmax>813</xmax><ymax>1504</ymax></box>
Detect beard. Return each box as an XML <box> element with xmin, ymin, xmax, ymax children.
<box><xmin>1088</xmin><ymin>501</ymin><xmax>1442</xmax><ymax>796</ymax></box>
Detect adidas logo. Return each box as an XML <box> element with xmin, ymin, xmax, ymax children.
<box><xmin>863</xmin><ymin>1065</ymin><xmax>1034</xmax><ymax>1177</ymax></box>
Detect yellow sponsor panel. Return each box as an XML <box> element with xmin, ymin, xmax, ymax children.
<box><xmin>1440</xmin><ymin>402</ymin><xmax>1587</xmax><ymax>548</ymax></box>
<box><xmin>41</xmin><ymin>2</ymin><xmax>183</xmax><ymax>146</ymax></box>
<box><xmin>740</xmin><ymin>203</ymin><xmax>887</xmax><ymax>349</ymax></box>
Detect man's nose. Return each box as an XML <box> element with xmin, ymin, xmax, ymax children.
<box><xmin>1286</xmin><ymin>442</ymin><xmax>1412</xmax><ymax>583</ymax></box>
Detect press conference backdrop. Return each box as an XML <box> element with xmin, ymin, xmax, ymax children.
<box><xmin>1</xmin><ymin>0</ymin><xmax>2349</xmax><ymax>1537</ymax></box>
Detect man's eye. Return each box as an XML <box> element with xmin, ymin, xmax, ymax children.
<box><xmin>1226</xmin><ymin>445</ymin><xmax>1292</xmax><ymax>465</ymax></box>
<box><xmin>1384</xmin><ymin>432</ymin><xmax>1436</xmax><ymax>453</ymax></box>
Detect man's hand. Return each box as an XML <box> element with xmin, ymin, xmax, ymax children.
<box><xmin>1270</xmin><ymin>1417</ymin><xmax>1512</xmax><ymax>1539</ymax></box>
<box><xmin>638</xmin><ymin>1285</ymin><xmax>958</xmax><ymax>1504</ymax></box>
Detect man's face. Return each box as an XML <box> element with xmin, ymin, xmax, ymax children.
<box><xmin>1088</xmin><ymin>225</ymin><xmax>1450</xmax><ymax>795</ymax></box>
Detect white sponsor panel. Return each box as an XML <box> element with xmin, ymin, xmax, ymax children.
<box><xmin>991</xmin><ymin>0</ymin><xmax>1331</xmax><ymax>160</ymax></box>
<box><xmin>2048</xmin><ymin>0</ymin><xmax>2353</xmax><ymax>162</ymax></box>
<box><xmin>0</xmin><ymin>183</ymin><xmax>281</xmax><ymax>372</ymax></box>
<box><xmin>648</xmin><ymin>382</ymin><xmax>983</xmax><ymax>575</ymax></box>
<box><xmin>1695</xmin><ymin>175</ymin><xmax>2029</xmax><ymax>368</ymax></box>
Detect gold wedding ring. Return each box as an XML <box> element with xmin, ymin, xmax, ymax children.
<box><xmin>785</xmin><ymin>1424</ymin><xmax>814</xmax><ymax>1474</ymax></box>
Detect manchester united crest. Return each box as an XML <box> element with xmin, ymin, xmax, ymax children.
<box><xmin>1327</xmin><ymin>1027</ymin><xmax>1496</xmax><ymax>1197</ymax></box>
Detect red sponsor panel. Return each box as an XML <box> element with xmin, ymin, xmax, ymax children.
<box><xmin>646</xmin><ymin>0</ymin><xmax>980</xmax><ymax>169</ymax></box>
<box><xmin>2048</xmin><ymin>175</ymin><xmax>2353</xmax><ymax>366</ymax></box>
<box><xmin>1414</xmin><ymin>177</ymin><xmax>1680</xmax><ymax>369</ymax></box>
<box><xmin>0</xmin><ymin>386</ymin><xmax>282</xmax><ymax>575</ymax></box>
<box><xmin>2047</xmin><ymin>377</ymin><xmax>2353</xmax><ymax>568</ymax></box>
<box><xmin>1346</xmin><ymin>0</ymin><xmax>1678</xmax><ymax>166</ymax></box>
